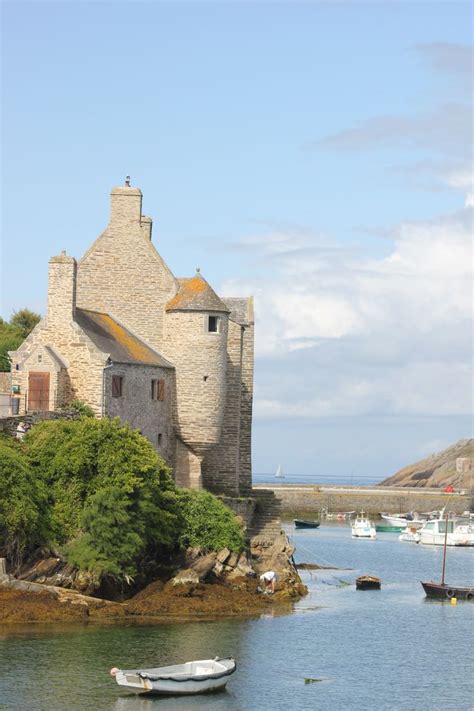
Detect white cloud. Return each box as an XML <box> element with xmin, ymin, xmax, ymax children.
<box><xmin>220</xmin><ymin>207</ymin><xmax>473</xmax><ymax>419</ymax></box>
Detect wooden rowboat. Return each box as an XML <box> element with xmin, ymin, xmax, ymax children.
<box><xmin>421</xmin><ymin>581</ymin><xmax>474</xmax><ymax>601</ymax></box>
<box><xmin>111</xmin><ymin>656</ymin><xmax>236</xmax><ymax>695</ymax></box>
<box><xmin>356</xmin><ymin>575</ymin><xmax>381</xmax><ymax>590</ymax></box>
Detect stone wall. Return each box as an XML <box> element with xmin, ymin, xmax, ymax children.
<box><xmin>104</xmin><ymin>362</ymin><xmax>175</xmax><ymax>464</ymax></box>
<box><xmin>258</xmin><ymin>485</ymin><xmax>471</xmax><ymax>516</ymax></box>
<box><xmin>162</xmin><ymin>310</ymin><xmax>228</xmax><ymax>458</ymax></box>
<box><xmin>77</xmin><ymin>187</ymin><xmax>177</xmax><ymax>351</ymax></box>
<box><xmin>0</xmin><ymin>373</ymin><xmax>11</xmax><ymax>393</ymax></box>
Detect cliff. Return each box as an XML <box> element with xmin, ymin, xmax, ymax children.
<box><xmin>379</xmin><ymin>439</ymin><xmax>473</xmax><ymax>489</ymax></box>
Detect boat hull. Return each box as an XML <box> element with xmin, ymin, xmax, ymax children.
<box><xmin>114</xmin><ymin>658</ymin><xmax>236</xmax><ymax>696</ymax></box>
<box><xmin>294</xmin><ymin>520</ymin><xmax>320</xmax><ymax>529</ymax></box>
<box><xmin>421</xmin><ymin>581</ymin><xmax>474</xmax><ymax>601</ymax></box>
<box><xmin>376</xmin><ymin>525</ymin><xmax>404</xmax><ymax>532</ymax></box>
<box><xmin>356</xmin><ymin>576</ymin><xmax>381</xmax><ymax>590</ymax></box>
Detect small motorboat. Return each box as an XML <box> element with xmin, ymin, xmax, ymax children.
<box><xmin>376</xmin><ymin>524</ymin><xmax>405</xmax><ymax>533</ymax></box>
<box><xmin>418</xmin><ymin>513</ymin><xmax>474</xmax><ymax>547</ymax></box>
<box><xmin>356</xmin><ymin>575</ymin><xmax>381</xmax><ymax>590</ymax></box>
<box><xmin>351</xmin><ymin>512</ymin><xmax>376</xmax><ymax>539</ymax></box>
<box><xmin>380</xmin><ymin>512</ymin><xmax>424</xmax><ymax>529</ymax></box>
<box><xmin>399</xmin><ymin>526</ymin><xmax>420</xmax><ymax>543</ymax></box>
<box><xmin>111</xmin><ymin>656</ymin><xmax>236</xmax><ymax>696</ymax></box>
<box><xmin>294</xmin><ymin>519</ymin><xmax>320</xmax><ymax>529</ymax></box>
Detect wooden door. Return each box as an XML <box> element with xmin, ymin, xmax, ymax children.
<box><xmin>28</xmin><ymin>372</ymin><xmax>50</xmax><ymax>411</ymax></box>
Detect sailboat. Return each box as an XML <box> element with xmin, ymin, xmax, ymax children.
<box><xmin>421</xmin><ymin>510</ymin><xmax>474</xmax><ymax>601</ymax></box>
<box><xmin>275</xmin><ymin>464</ymin><xmax>284</xmax><ymax>479</ymax></box>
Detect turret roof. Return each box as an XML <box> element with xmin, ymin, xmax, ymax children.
<box><xmin>165</xmin><ymin>274</ymin><xmax>230</xmax><ymax>313</ymax></box>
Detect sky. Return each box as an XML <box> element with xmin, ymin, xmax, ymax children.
<box><xmin>1</xmin><ymin>1</ymin><xmax>473</xmax><ymax>480</ymax></box>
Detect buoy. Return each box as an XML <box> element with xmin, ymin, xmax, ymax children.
<box><xmin>450</xmin><ymin>597</ymin><xmax>457</xmax><ymax>606</ymax></box>
<box><xmin>110</xmin><ymin>667</ymin><xmax>119</xmax><ymax>676</ymax></box>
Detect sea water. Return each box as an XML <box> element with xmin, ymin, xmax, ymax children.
<box><xmin>1</xmin><ymin>524</ymin><xmax>473</xmax><ymax>711</ymax></box>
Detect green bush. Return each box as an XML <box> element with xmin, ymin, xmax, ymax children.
<box><xmin>68</xmin><ymin>399</ymin><xmax>95</xmax><ymax>418</ymax></box>
<box><xmin>0</xmin><ymin>441</ymin><xmax>47</xmax><ymax>569</ymax></box>
<box><xmin>176</xmin><ymin>489</ymin><xmax>244</xmax><ymax>553</ymax></box>
<box><xmin>24</xmin><ymin>417</ymin><xmax>179</xmax><ymax>580</ymax></box>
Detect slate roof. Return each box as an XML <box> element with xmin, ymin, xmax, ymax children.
<box><xmin>165</xmin><ymin>274</ymin><xmax>230</xmax><ymax>313</ymax></box>
<box><xmin>75</xmin><ymin>309</ymin><xmax>174</xmax><ymax>368</ymax></box>
<box><xmin>222</xmin><ymin>297</ymin><xmax>254</xmax><ymax>325</ymax></box>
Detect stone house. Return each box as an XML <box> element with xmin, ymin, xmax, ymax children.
<box><xmin>9</xmin><ymin>182</ymin><xmax>254</xmax><ymax>497</ymax></box>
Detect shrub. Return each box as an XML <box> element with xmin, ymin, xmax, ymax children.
<box><xmin>176</xmin><ymin>489</ymin><xmax>244</xmax><ymax>553</ymax></box>
<box><xmin>24</xmin><ymin>417</ymin><xmax>180</xmax><ymax>580</ymax></box>
<box><xmin>0</xmin><ymin>441</ymin><xmax>47</xmax><ymax>569</ymax></box>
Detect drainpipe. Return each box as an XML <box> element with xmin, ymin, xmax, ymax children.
<box><xmin>102</xmin><ymin>358</ymin><xmax>114</xmax><ymax>417</ymax></box>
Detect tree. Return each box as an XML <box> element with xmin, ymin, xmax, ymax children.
<box><xmin>0</xmin><ymin>308</ymin><xmax>41</xmax><ymax>371</ymax></box>
<box><xmin>25</xmin><ymin>417</ymin><xmax>180</xmax><ymax>580</ymax></box>
<box><xmin>0</xmin><ymin>440</ymin><xmax>48</xmax><ymax>570</ymax></box>
<box><xmin>176</xmin><ymin>489</ymin><xmax>244</xmax><ymax>553</ymax></box>
<box><xmin>10</xmin><ymin>309</ymin><xmax>41</xmax><ymax>339</ymax></box>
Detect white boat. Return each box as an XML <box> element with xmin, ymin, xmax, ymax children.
<box><xmin>111</xmin><ymin>656</ymin><xmax>236</xmax><ymax>696</ymax></box>
<box><xmin>399</xmin><ymin>526</ymin><xmax>420</xmax><ymax>543</ymax></box>
<box><xmin>275</xmin><ymin>464</ymin><xmax>284</xmax><ymax>479</ymax></box>
<box><xmin>418</xmin><ymin>514</ymin><xmax>474</xmax><ymax>547</ymax></box>
<box><xmin>352</xmin><ymin>512</ymin><xmax>376</xmax><ymax>539</ymax></box>
<box><xmin>381</xmin><ymin>512</ymin><xmax>424</xmax><ymax>529</ymax></box>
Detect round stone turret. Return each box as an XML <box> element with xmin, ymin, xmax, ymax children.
<box><xmin>163</xmin><ymin>275</ymin><xmax>230</xmax><ymax>457</ymax></box>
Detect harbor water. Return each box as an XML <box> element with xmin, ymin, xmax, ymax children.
<box><xmin>1</xmin><ymin>524</ymin><xmax>473</xmax><ymax>711</ymax></box>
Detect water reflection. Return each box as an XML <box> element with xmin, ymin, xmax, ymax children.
<box><xmin>2</xmin><ymin>525</ymin><xmax>473</xmax><ymax>711</ymax></box>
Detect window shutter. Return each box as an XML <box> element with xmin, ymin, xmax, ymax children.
<box><xmin>158</xmin><ymin>379</ymin><xmax>165</xmax><ymax>401</ymax></box>
<box><xmin>112</xmin><ymin>375</ymin><xmax>122</xmax><ymax>397</ymax></box>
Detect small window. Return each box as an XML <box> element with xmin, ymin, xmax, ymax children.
<box><xmin>37</xmin><ymin>354</ymin><xmax>42</xmax><ymax>363</ymax></box>
<box><xmin>208</xmin><ymin>315</ymin><xmax>219</xmax><ymax>333</ymax></box>
<box><xmin>112</xmin><ymin>375</ymin><xmax>123</xmax><ymax>398</ymax></box>
<box><xmin>151</xmin><ymin>379</ymin><xmax>165</xmax><ymax>401</ymax></box>
<box><xmin>157</xmin><ymin>433</ymin><xmax>162</xmax><ymax>446</ymax></box>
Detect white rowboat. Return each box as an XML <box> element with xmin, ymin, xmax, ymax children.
<box><xmin>111</xmin><ymin>656</ymin><xmax>236</xmax><ymax>696</ymax></box>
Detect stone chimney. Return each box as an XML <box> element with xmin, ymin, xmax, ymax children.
<box><xmin>141</xmin><ymin>215</ymin><xmax>153</xmax><ymax>240</ymax></box>
<box><xmin>48</xmin><ymin>252</ymin><xmax>77</xmax><ymax>324</ymax></box>
<box><xmin>110</xmin><ymin>181</ymin><xmax>143</xmax><ymax>225</ymax></box>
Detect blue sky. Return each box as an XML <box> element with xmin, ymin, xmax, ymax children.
<box><xmin>1</xmin><ymin>1</ymin><xmax>472</xmax><ymax>479</ymax></box>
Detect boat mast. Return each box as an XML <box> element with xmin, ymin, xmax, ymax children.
<box><xmin>440</xmin><ymin>510</ymin><xmax>449</xmax><ymax>586</ymax></box>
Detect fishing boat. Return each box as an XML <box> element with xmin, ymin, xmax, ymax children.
<box><xmin>294</xmin><ymin>519</ymin><xmax>320</xmax><ymax>529</ymax></box>
<box><xmin>376</xmin><ymin>524</ymin><xmax>405</xmax><ymax>533</ymax></box>
<box><xmin>417</xmin><ymin>513</ymin><xmax>474</xmax><ymax>547</ymax></box>
<box><xmin>421</xmin><ymin>511</ymin><xmax>474</xmax><ymax>601</ymax></box>
<box><xmin>275</xmin><ymin>464</ymin><xmax>284</xmax><ymax>479</ymax></box>
<box><xmin>356</xmin><ymin>575</ymin><xmax>381</xmax><ymax>590</ymax></box>
<box><xmin>380</xmin><ymin>512</ymin><xmax>424</xmax><ymax>529</ymax></box>
<box><xmin>351</xmin><ymin>512</ymin><xmax>376</xmax><ymax>539</ymax></box>
<box><xmin>399</xmin><ymin>526</ymin><xmax>420</xmax><ymax>543</ymax></box>
<box><xmin>110</xmin><ymin>657</ymin><xmax>236</xmax><ymax>695</ymax></box>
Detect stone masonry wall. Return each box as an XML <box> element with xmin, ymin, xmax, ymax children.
<box><xmin>259</xmin><ymin>485</ymin><xmax>471</xmax><ymax>516</ymax></box>
<box><xmin>203</xmin><ymin>319</ymin><xmax>243</xmax><ymax>496</ymax></box>
<box><xmin>104</xmin><ymin>363</ymin><xmax>175</xmax><ymax>465</ymax></box>
<box><xmin>239</xmin><ymin>322</ymin><xmax>254</xmax><ymax>494</ymax></box>
<box><xmin>162</xmin><ymin>310</ymin><xmax>228</xmax><ymax>458</ymax></box>
<box><xmin>77</xmin><ymin>188</ymin><xmax>177</xmax><ymax>350</ymax></box>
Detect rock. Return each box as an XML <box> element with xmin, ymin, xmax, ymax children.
<box><xmin>226</xmin><ymin>552</ymin><xmax>239</xmax><ymax>568</ymax></box>
<box><xmin>188</xmin><ymin>552</ymin><xmax>218</xmax><ymax>580</ymax></box>
<box><xmin>216</xmin><ymin>548</ymin><xmax>231</xmax><ymax>564</ymax></box>
<box><xmin>171</xmin><ymin>570</ymin><xmax>200</xmax><ymax>586</ymax></box>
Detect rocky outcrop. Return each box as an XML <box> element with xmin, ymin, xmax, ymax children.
<box><xmin>379</xmin><ymin>439</ymin><xmax>473</xmax><ymax>489</ymax></box>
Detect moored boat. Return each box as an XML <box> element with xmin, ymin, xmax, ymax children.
<box><xmin>418</xmin><ymin>513</ymin><xmax>474</xmax><ymax>547</ymax></box>
<box><xmin>421</xmin><ymin>510</ymin><xmax>474</xmax><ymax>601</ymax></box>
<box><xmin>421</xmin><ymin>581</ymin><xmax>474</xmax><ymax>601</ymax></box>
<box><xmin>111</xmin><ymin>657</ymin><xmax>236</xmax><ymax>696</ymax></box>
<box><xmin>380</xmin><ymin>513</ymin><xmax>424</xmax><ymax>529</ymax></box>
<box><xmin>376</xmin><ymin>524</ymin><xmax>405</xmax><ymax>533</ymax></box>
<box><xmin>294</xmin><ymin>519</ymin><xmax>320</xmax><ymax>529</ymax></box>
<box><xmin>351</xmin><ymin>512</ymin><xmax>376</xmax><ymax>539</ymax></box>
<box><xmin>356</xmin><ymin>575</ymin><xmax>381</xmax><ymax>590</ymax></box>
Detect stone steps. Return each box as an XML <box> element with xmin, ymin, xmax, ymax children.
<box><xmin>247</xmin><ymin>488</ymin><xmax>282</xmax><ymax>541</ymax></box>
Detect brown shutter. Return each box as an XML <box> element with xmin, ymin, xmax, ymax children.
<box><xmin>112</xmin><ymin>375</ymin><xmax>122</xmax><ymax>397</ymax></box>
<box><xmin>158</xmin><ymin>379</ymin><xmax>165</xmax><ymax>401</ymax></box>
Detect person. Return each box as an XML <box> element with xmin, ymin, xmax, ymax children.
<box><xmin>15</xmin><ymin>422</ymin><xmax>27</xmax><ymax>441</ymax></box>
<box><xmin>259</xmin><ymin>570</ymin><xmax>276</xmax><ymax>594</ymax></box>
